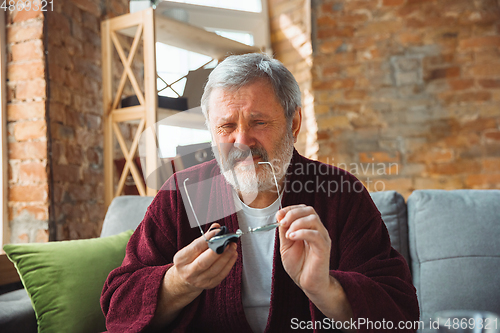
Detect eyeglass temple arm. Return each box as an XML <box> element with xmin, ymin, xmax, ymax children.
<box><xmin>183</xmin><ymin>178</ymin><xmax>208</xmax><ymax>241</ymax></box>
<box><xmin>257</xmin><ymin>162</ymin><xmax>283</xmax><ymax>211</ymax></box>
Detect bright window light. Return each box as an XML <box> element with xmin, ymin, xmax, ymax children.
<box><xmin>165</xmin><ymin>0</ymin><xmax>262</xmax><ymax>13</ymax></box>
<box><xmin>156</xmin><ymin>42</ymin><xmax>213</xmax><ymax>98</ymax></box>
<box><xmin>213</xmin><ymin>30</ymin><xmax>254</xmax><ymax>46</ymax></box>
<box><xmin>159</xmin><ymin>125</ymin><xmax>212</xmax><ymax>158</ymax></box>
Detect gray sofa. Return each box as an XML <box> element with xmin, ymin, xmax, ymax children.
<box><xmin>1</xmin><ymin>190</ymin><xmax>499</xmax><ymax>332</ymax></box>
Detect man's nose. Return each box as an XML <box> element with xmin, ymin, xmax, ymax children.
<box><xmin>233</xmin><ymin>126</ymin><xmax>255</xmax><ymax>147</ymax></box>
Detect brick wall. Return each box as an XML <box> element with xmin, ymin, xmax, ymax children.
<box><xmin>310</xmin><ymin>0</ymin><xmax>500</xmax><ymax>197</ymax></box>
<box><xmin>5</xmin><ymin>0</ymin><xmax>130</xmax><ymax>243</ymax></box>
<box><xmin>6</xmin><ymin>8</ymin><xmax>48</xmax><ymax>243</ymax></box>
<box><xmin>268</xmin><ymin>0</ymin><xmax>317</xmax><ymax>158</ymax></box>
<box><xmin>47</xmin><ymin>0</ymin><xmax>130</xmax><ymax>240</ymax></box>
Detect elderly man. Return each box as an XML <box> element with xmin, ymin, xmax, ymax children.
<box><xmin>101</xmin><ymin>53</ymin><xmax>419</xmax><ymax>332</ymax></box>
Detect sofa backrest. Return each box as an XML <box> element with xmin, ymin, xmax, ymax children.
<box><xmin>407</xmin><ymin>189</ymin><xmax>500</xmax><ymax>326</ymax></box>
<box><xmin>370</xmin><ymin>190</ymin><xmax>410</xmax><ymax>265</ymax></box>
<box><xmin>101</xmin><ymin>192</ymin><xmax>411</xmax><ymax>267</ymax></box>
<box><xmin>100</xmin><ymin>196</ymin><xmax>154</xmax><ymax>238</ymax></box>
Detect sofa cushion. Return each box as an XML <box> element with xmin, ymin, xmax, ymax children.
<box><xmin>3</xmin><ymin>230</ymin><xmax>133</xmax><ymax>333</ymax></box>
<box><xmin>100</xmin><ymin>195</ymin><xmax>154</xmax><ymax>237</ymax></box>
<box><xmin>407</xmin><ymin>189</ymin><xmax>500</xmax><ymax>327</ymax></box>
<box><xmin>0</xmin><ymin>288</ymin><xmax>37</xmax><ymax>333</ymax></box>
<box><xmin>370</xmin><ymin>191</ymin><xmax>410</xmax><ymax>265</ymax></box>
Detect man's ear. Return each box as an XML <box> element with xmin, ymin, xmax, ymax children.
<box><xmin>292</xmin><ymin>107</ymin><xmax>302</xmax><ymax>143</ymax></box>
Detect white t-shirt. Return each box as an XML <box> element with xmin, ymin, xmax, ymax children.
<box><xmin>234</xmin><ymin>192</ymin><xmax>280</xmax><ymax>333</ymax></box>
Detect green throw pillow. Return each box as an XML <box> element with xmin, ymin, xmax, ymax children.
<box><xmin>3</xmin><ymin>230</ymin><xmax>133</xmax><ymax>333</ymax></box>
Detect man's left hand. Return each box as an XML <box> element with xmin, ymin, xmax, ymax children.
<box><xmin>276</xmin><ymin>204</ymin><xmax>332</xmax><ymax>296</ymax></box>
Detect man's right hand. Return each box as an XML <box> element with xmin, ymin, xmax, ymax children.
<box><xmin>149</xmin><ymin>223</ymin><xmax>238</xmax><ymax>329</ymax></box>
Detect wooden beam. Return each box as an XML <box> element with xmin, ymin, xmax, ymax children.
<box><xmin>102</xmin><ymin>20</ymin><xmax>114</xmax><ymax>208</ymax></box>
<box><xmin>118</xmin><ymin>9</ymin><xmax>259</xmax><ymax>60</ymax></box>
<box><xmin>143</xmin><ymin>8</ymin><xmax>159</xmax><ymax>196</ymax></box>
<box><xmin>111</xmin><ymin>105</ymin><xmax>145</xmax><ymax>123</ymax></box>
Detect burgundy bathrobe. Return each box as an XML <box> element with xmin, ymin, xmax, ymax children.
<box><xmin>101</xmin><ymin>150</ymin><xmax>419</xmax><ymax>332</ymax></box>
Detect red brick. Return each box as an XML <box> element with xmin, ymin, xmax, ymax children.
<box><xmin>460</xmin><ymin>118</ymin><xmax>497</xmax><ymax>132</ymax></box>
<box><xmin>410</xmin><ymin>149</ymin><xmax>454</xmax><ymax>163</ymax></box>
<box><xmin>479</xmin><ymin>79</ymin><xmax>500</xmax><ymax>89</ymax></box>
<box><xmin>440</xmin><ymin>91</ymin><xmax>491</xmax><ymax>105</ymax></box>
<box><xmin>9</xmin><ymin>184</ymin><xmax>48</xmax><ymax>202</ymax></box>
<box><xmin>319</xmin><ymin>40</ymin><xmax>344</xmax><ymax>54</ymax></box>
<box><xmin>448</xmin><ymin>78</ymin><xmax>474</xmax><ymax>90</ymax></box>
<box><xmin>359</xmin><ymin>151</ymin><xmax>400</xmax><ymax>163</ymax></box>
<box><xmin>14</xmin><ymin>120</ymin><xmax>47</xmax><ymax>141</ymax></box>
<box><xmin>484</xmin><ymin>130</ymin><xmax>500</xmax><ymax>143</ymax></box>
<box><xmin>13</xmin><ymin>6</ymin><xmax>43</xmax><ymax>23</ymax></box>
<box><xmin>16</xmin><ymin>205</ymin><xmax>49</xmax><ymax>221</ymax></box>
<box><xmin>383</xmin><ymin>0</ymin><xmax>405</xmax><ymax>6</ymax></box>
<box><xmin>35</xmin><ymin>229</ymin><xmax>49</xmax><ymax>243</ymax></box>
<box><xmin>7</xmin><ymin>101</ymin><xmax>45</xmax><ymax>121</ymax></box>
<box><xmin>459</xmin><ymin>36</ymin><xmax>500</xmax><ymax>49</ymax></box>
<box><xmin>317</xmin><ymin>26</ymin><xmax>355</xmax><ymax>39</ymax></box>
<box><xmin>466</xmin><ymin>174</ymin><xmax>500</xmax><ymax>188</ymax></box>
<box><xmin>398</xmin><ymin>32</ymin><xmax>423</xmax><ymax>45</ymax></box>
<box><xmin>356</xmin><ymin>21</ymin><xmax>403</xmax><ymax>35</ymax></box>
<box><xmin>9</xmin><ymin>141</ymin><xmax>47</xmax><ymax>159</ymax></box>
<box><xmin>16</xmin><ymin>78</ymin><xmax>46</xmax><ymax>100</ymax></box>
<box><xmin>351</xmin><ymin>36</ymin><xmax>378</xmax><ymax>50</ymax></box>
<box><xmin>414</xmin><ymin>176</ymin><xmax>464</xmax><ymax>190</ymax></box>
<box><xmin>407</xmin><ymin>0</ymin><xmax>436</xmax><ymax>4</ymax></box>
<box><xmin>344</xmin><ymin>90</ymin><xmax>367</xmax><ymax>100</ymax></box>
<box><xmin>7</xmin><ymin>21</ymin><xmax>43</xmax><ymax>42</ymax></box>
<box><xmin>427</xmin><ymin>66</ymin><xmax>460</xmax><ymax>81</ymax></box>
<box><xmin>11</xmin><ymin>40</ymin><xmax>44</xmax><ymax>61</ymax></box>
<box><xmin>335</xmin><ymin>14</ymin><xmax>369</xmax><ymax>25</ymax></box>
<box><xmin>7</xmin><ymin>60</ymin><xmax>45</xmax><ymax>81</ymax></box>
<box><xmin>482</xmin><ymin>158</ymin><xmax>500</xmax><ymax>173</ymax></box>
<box><xmin>428</xmin><ymin>160</ymin><xmax>481</xmax><ymax>175</ymax></box>
<box><xmin>19</xmin><ymin>161</ymin><xmax>47</xmax><ymax>182</ymax></box>
<box><xmin>469</xmin><ymin>64</ymin><xmax>500</xmax><ymax>77</ymax></box>
<box><xmin>313</xmin><ymin>78</ymin><xmax>355</xmax><ymax>90</ymax></box>
<box><xmin>316</xmin><ymin>16</ymin><xmax>337</xmax><ymax>28</ymax></box>
<box><xmin>344</xmin><ymin>0</ymin><xmax>378</xmax><ymax>11</ymax></box>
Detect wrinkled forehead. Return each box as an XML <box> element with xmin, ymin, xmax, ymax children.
<box><xmin>207</xmin><ymin>80</ymin><xmax>282</xmax><ymax>123</ymax></box>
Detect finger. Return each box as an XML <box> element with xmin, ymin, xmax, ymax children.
<box><xmin>279</xmin><ymin>206</ymin><xmax>317</xmax><ymax>228</ymax></box>
<box><xmin>287</xmin><ymin>229</ymin><xmax>331</xmax><ymax>253</ymax></box>
<box><xmin>175</xmin><ymin>223</ymin><xmax>221</xmax><ymax>264</ymax></box>
<box><xmin>285</xmin><ymin>214</ymin><xmax>318</xmax><ymax>237</ymax></box>
<box><xmin>190</xmin><ymin>239</ymin><xmax>236</xmax><ymax>276</ymax></box>
<box><xmin>278</xmin><ymin>222</ymin><xmax>294</xmax><ymax>250</ymax></box>
<box><xmin>276</xmin><ymin>204</ymin><xmax>306</xmax><ymax>221</ymax></box>
<box><xmin>194</xmin><ymin>243</ymin><xmax>238</xmax><ymax>287</ymax></box>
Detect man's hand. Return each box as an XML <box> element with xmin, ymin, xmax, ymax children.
<box><xmin>170</xmin><ymin>223</ymin><xmax>238</xmax><ymax>292</ymax></box>
<box><xmin>150</xmin><ymin>223</ymin><xmax>238</xmax><ymax>329</ymax></box>
<box><xmin>277</xmin><ymin>205</ymin><xmax>332</xmax><ymax>295</ymax></box>
<box><xmin>277</xmin><ymin>205</ymin><xmax>354</xmax><ymax>329</ymax></box>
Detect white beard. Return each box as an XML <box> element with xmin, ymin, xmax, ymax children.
<box><xmin>214</xmin><ymin>130</ymin><xmax>294</xmax><ymax>196</ymax></box>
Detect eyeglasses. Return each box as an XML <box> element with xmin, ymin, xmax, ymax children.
<box><xmin>182</xmin><ymin>161</ymin><xmax>283</xmax><ymax>254</ymax></box>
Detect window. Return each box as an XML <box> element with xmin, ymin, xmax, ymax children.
<box><xmin>164</xmin><ymin>0</ymin><xmax>262</xmax><ymax>13</ymax></box>
<box><xmin>155</xmin><ymin>0</ymin><xmax>271</xmax><ymax>52</ymax></box>
<box><xmin>154</xmin><ymin>0</ymin><xmax>270</xmax><ymax>161</ymax></box>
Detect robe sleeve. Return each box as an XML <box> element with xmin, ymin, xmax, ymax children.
<box><xmin>100</xmin><ymin>179</ymin><xmax>199</xmax><ymax>333</ymax></box>
<box><xmin>313</xmin><ymin>176</ymin><xmax>420</xmax><ymax>332</ymax></box>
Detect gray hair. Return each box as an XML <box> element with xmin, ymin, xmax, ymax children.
<box><xmin>201</xmin><ymin>53</ymin><xmax>301</xmax><ymax>125</ymax></box>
